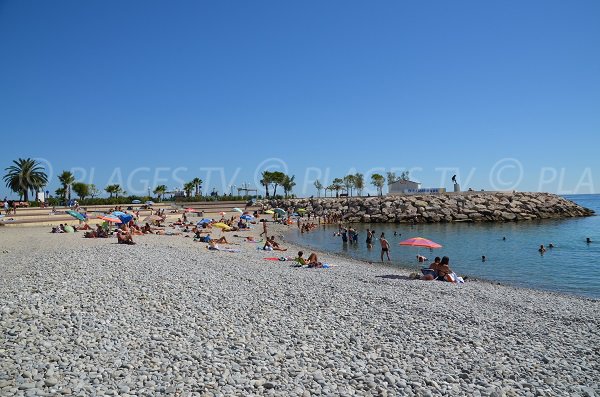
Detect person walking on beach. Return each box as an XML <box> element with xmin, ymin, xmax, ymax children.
<box><xmin>380</xmin><ymin>232</ymin><xmax>391</xmax><ymax>262</ymax></box>
<box><xmin>260</xmin><ymin>220</ymin><xmax>268</xmax><ymax>237</ymax></box>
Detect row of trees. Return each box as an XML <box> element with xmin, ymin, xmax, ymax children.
<box><xmin>260</xmin><ymin>171</ymin><xmax>296</xmax><ymax>198</ymax></box>
<box><xmin>313</xmin><ymin>171</ymin><xmax>410</xmax><ymax>197</ymax></box>
<box><xmin>4</xmin><ymin>158</ymin><xmax>409</xmax><ymax>202</ymax></box>
<box><xmin>2</xmin><ymin>158</ymin><xmax>207</xmax><ymax>203</ymax></box>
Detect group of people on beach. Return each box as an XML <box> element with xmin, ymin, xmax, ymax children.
<box><xmin>420</xmin><ymin>256</ymin><xmax>461</xmax><ymax>282</ymax></box>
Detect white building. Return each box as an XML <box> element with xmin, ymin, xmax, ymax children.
<box><xmin>388</xmin><ymin>180</ymin><xmax>421</xmax><ymax>194</ymax></box>
<box><xmin>388</xmin><ymin>180</ymin><xmax>447</xmax><ymax>195</ymax></box>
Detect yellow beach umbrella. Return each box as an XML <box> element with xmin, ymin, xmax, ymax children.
<box><xmin>264</xmin><ymin>210</ymin><xmax>274</xmax><ymax>214</ymax></box>
<box><xmin>213</xmin><ymin>222</ymin><xmax>230</xmax><ymax>229</ymax></box>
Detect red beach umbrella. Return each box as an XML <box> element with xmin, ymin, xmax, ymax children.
<box><xmin>399</xmin><ymin>237</ymin><xmax>442</xmax><ymax>249</ymax></box>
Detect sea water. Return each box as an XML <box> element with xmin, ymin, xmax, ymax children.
<box><xmin>285</xmin><ymin>194</ymin><xmax>600</xmax><ymax>299</ymax></box>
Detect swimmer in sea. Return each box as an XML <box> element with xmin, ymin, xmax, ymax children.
<box><xmin>539</xmin><ymin>244</ymin><xmax>546</xmax><ymax>254</ymax></box>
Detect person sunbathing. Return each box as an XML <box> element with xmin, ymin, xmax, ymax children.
<box><xmin>434</xmin><ymin>256</ymin><xmax>455</xmax><ymax>281</ymax></box>
<box><xmin>212</xmin><ymin>235</ymin><xmax>229</xmax><ymax>244</ymax></box>
<box><xmin>294</xmin><ymin>251</ymin><xmax>307</xmax><ymax>266</ymax></box>
<box><xmin>131</xmin><ymin>225</ymin><xmax>144</xmax><ymax>236</ymax></box>
<box><xmin>421</xmin><ymin>257</ymin><xmax>441</xmax><ymax>280</ymax></box>
<box><xmin>117</xmin><ymin>229</ymin><xmax>135</xmax><ymax>244</ymax></box>
<box><xmin>96</xmin><ymin>225</ymin><xmax>108</xmax><ymax>238</ymax></box>
<box><xmin>267</xmin><ymin>236</ymin><xmax>287</xmax><ymax>251</ymax></box>
<box><xmin>207</xmin><ymin>240</ymin><xmax>221</xmax><ymax>250</ymax></box>
<box><xmin>306</xmin><ymin>253</ymin><xmax>323</xmax><ymax>268</ymax></box>
<box><xmin>141</xmin><ymin>223</ymin><xmax>153</xmax><ymax>234</ymax></box>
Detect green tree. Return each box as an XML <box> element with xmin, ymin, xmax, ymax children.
<box><xmin>282</xmin><ymin>174</ymin><xmax>296</xmax><ymax>198</ymax></box>
<box><xmin>55</xmin><ymin>187</ymin><xmax>66</xmax><ymax>202</ymax></box>
<box><xmin>260</xmin><ymin>171</ymin><xmax>273</xmax><ymax>198</ymax></box>
<box><xmin>3</xmin><ymin>158</ymin><xmax>48</xmax><ymax>201</ymax></box>
<box><xmin>270</xmin><ymin>171</ymin><xmax>286</xmax><ymax>197</ymax></box>
<box><xmin>183</xmin><ymin>182</ymin><xmax>195</xmax><ymax>197</ymax></box>
<box><xmin>191</xmin><ymin>177</ymin><xmax>202</xmax><ymax>196</ymax></box>
<box><xmin>371</xmin><ymin>174</ymin><xmax>385</xmax><ymax>196</ymax></box>
<box><xmin>331</xmin><ymin>178</ymin><xmax>344</xmax><ymax>198</ymax></box>
<box><xmin>354</xmin><ymin>173</ymin><xmax>365</xmax><ymax>196</ymax></box>
<box><xmin>58</xmin><ymin>171</ymin><xmax>75</xmax><ymax>202</ymax></box>
<box><xmin>153</xmin><ymin>185</ymin><xmax>168</xmax><ymax>201</ymax></box>
<box><xmin>89</xmin><ymin>184</ymin><xmax>100</xmax><ymax>198</ymax></box>
<box><xmin>343</xmin><ymin>175</ymin><xmax>356</xmax><ymax>197</ymax></box>
<box><xmin>386</xmin><ymin>172</ymin><xmax>397</xmax><ymax>186</ymax></box>
<box><xmin>314</xmin><ymin>180</ymin><xmax>323</xmax><ymax>198</ymax></box>
<box><xmin>400</xmin><ymin>170</ymin><xmax>410</xmax><ymax>181</ymax></box>
<box><xmin>105</xmin><ymin>184</ymin><xmax>123</xmax><ymax>198</ymax></box>
<box><xmin>72</xmin><ymin>182</ymin><xmax>90</xmax><ymax>201</ymax></box>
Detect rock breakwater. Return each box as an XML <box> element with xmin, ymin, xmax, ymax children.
<box><xmin>261</xmin><ymin>192</ymin><xmax>594</xmax><ymax>223</ymax></box>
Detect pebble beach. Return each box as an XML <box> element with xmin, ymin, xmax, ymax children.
<box><xmin>1</xmin><ymin>225</ymin><xmax>599</xmax><ymax>397</ymax></box>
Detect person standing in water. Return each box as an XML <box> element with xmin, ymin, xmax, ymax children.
<box><xmin>380</xmin><ymin>232</ymin><xmax>391</xmax><ymax>262</ymax></box>
<box><xmin>365</xmin><ymin>229</ymin><xmax>373</xmax><ymax>248</ymax></box>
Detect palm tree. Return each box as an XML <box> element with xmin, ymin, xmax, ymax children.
<box><xmin>354</xmin><ymin>173</ymin><xmax>365</xmax><ymax>196</ymax></box>
<box><xmin>371</xmin><ymin>174</ymin><xmax>385</xmax><ymax>196</ymax></box>
<box><xmin>55</xmin><ymin>187</ymin><xmax>66</xmax><ymax>201</ymax></box>
<box><xmin>3</xmin><ymin>158</ymin><xmax>48</xmax><ymax>201</ymax></box>
<box><xmin>153</xmin><ymin>185</ymin><xmax>168</xmax><ymax>202</ymax></box>
<box><xmin>343</xmin><ymin>175</ymin><xmax>356</xmax><ymax>197</ymax></box>
<box><xmin>282</xmin><ymin>175</ymin><xmax>296</xmax><ymax>198</ymax></box>
<box><xmin>332</xmin><ymin>178</ymin><xmax>344</xmax><ymax>198</ymax></box>
<box><xmin>191</xmin><ymin>177</ymin><xmax>202</xmax><ymax>196</ymax></box>
<box><xmin>58</xmin><ymin>171</ymin><xmax>75</xmax><ymax>202</ymax></box>
<box><xmin>183</xmin><ymin>182</ymin><xmax>195</xmax><ymax>197</ymax></box>
<box><xmin>400</xmin><ymin>170</ymin><xmax>410</xmax><ymax>181</ymax></box>
<box><xmin>260</xmin><ymin>171</ymin><xmax>273</xmax><ymax>198</ymax></box>
<box><xmin>105</xmin><ymin>184</ymin><xmax>122</xmax><ymax>198</ymax></box>
<box><xmin>314</xmin><ymin>180</ymin><xmax>323</xmax><ymax>198</ymax></box>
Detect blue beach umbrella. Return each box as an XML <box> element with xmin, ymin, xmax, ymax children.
<box><xmin>240</xmin><ymin>214</ymin><xmax>254</xmax><ymax>221</ymax></box>
<box><xmin>197</xmin><ymin>218</ymin><xmax>213</xmax><ymax>225</ymax></box>
<box><xmin>66</xmin><ymin>210</ymin><xmax>86</xmax><ymax>221</ymax></box>
<box><xmin>118</xmin><ymin>214</ymin><xmax>134</xmax><ymax>224</ymax></box>
<box><xmin>112</xmin><ymin>211</ymin><xmax>127</xmax><ymax>217</ymax></box>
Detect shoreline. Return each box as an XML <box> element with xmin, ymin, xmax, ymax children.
<box><xmin>274</xmin><ymin>222</ymin><xmax>600</xmax><ymax>302</ymax></box>
<box><xmin>1</xmin><ymin>225</ymin><xmax>599</xmax><ymax>395</ymax></box>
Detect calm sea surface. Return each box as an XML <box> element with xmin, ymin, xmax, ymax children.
<box><xmin>285</xmin><ymin>194</ymin><xmax>600</xmax><ymax>299</ymax></box>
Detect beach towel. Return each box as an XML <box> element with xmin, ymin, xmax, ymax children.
<box><xmin>208</xmin><ymin>246</ymin><xmax>240</xmax><ymax>253</ymax></box>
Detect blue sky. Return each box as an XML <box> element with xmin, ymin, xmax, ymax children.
<box><xmin>1</xmin><ymin>0</ymin><xmax>599</xmax><ymax>198</ymax></box>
